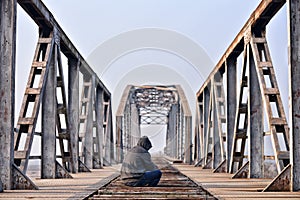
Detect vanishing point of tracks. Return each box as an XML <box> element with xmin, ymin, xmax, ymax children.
<box><xmin>89</xmin><ymin>157</ymin><xmax>216</xmax><ymax>200</ymax></box>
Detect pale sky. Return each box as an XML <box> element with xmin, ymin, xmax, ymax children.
<box><xmin>15</xmin><ymin>1</ymin><xmax>289</xmax><ymax>153</ymax></box>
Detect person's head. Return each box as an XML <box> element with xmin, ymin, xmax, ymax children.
<box><xmin>137</xmin><ymin>136</ymin><xmax>152</xmax><ymax>151</ymax></box>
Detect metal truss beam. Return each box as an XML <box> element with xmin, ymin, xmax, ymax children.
<box><xmin>193</xmin><ymin>0</ymin><xmax>300</xmax><ymax>193</ymax></box>
<box><xmin>197</xmin><ymin>0</ymin><xmax>285</xmax><ymax>96</ymax></box>
<box><xmin>17</xmin><ymin>0</ymin><xmax>111</xmax><ymax>96</ymax></box>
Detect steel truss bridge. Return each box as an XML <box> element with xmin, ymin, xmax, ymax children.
<box><xmin>115</xmin><ymin>85</ymin><xmax>192</xmax><ymax>163</ymax></box>
<box><xmin>1</xmin><ymin>0</ymin><xmax>300</xmax><ymax>195</ymax></box>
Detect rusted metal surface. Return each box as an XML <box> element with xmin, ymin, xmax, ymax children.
<box><xmin>263</xmin><ymin>164</ymin><xmax>291</xmax><ymax>192</ymax></box>
<box><xmin>213</xmin><ymin>159</ymin><xmax>227</xmax><ymax>173</ymax></box>
<box><xmin>89</xmin><ymin>157</ymin><xmax>216</xmax><ymax>200</ymax></box>
<box><xmin>12</xmin><ymin>164</ymin><xmax>38</xmax><ymax>190</ymax></box>
<box><xmin>55</xmin><ymin>162</ymin><xmax>73</xmax><ymax>179</ymax></box>
<box><xmin>232</xmin><ymin>161</ymin><xmax>249</xmax><ymax>179</ymax></box>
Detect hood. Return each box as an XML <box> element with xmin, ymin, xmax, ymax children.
<box><xmin>137</xmin><ymin>136</ymin><xmax>152</xmax><ymax>151</ymax></box>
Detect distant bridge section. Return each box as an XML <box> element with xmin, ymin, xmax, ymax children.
<box><xmin>115</xmin><ymin>85</ymin><xmax>192</xmax><ymax>164</ymax></box>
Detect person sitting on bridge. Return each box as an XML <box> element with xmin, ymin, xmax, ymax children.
<box><xmin>120</xmin><ymin>136</ymin><xmax>162</xmax><ymax>187</ymax></box>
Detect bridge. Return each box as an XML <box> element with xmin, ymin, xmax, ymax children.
<box><xmin>1</xmin><ymin>0</ymin><xmax>300</xmax><ymax>199</ymax></box>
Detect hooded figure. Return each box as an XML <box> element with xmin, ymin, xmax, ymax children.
<box><xmin>120</xmin><ymin>136</ymin><xmax>162</xmax><ymax>187</ymax></box>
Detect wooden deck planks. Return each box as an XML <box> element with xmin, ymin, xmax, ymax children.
<box><xmin>1</xmin><ymin>163</ymin><xmax>300</xmax><ymax>199</ymax></box>
<box><xmin>174</xmin><ymin>163</ymin><xmax>300</xmax><ymax>199</ymax></box>
<box><xmin>0</xmin><ymin>166</ymin><xmax>120</xmax><ymax>199</ymax></box>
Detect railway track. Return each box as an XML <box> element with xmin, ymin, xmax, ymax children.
<box><xmin>88</xmin><ymin>157</ymin><xmax>216</xmax><ymax>200</ymax></box>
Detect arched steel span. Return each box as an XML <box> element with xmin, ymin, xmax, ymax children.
<box><xmin>115</xmin><ymin>84</ymin><xmax>192</xmax><ymax>164</ymax></box>
<box><xmin>113</xmin><ymin>64</ymin><xmax>196</xmax><ymax>156</ymax></box>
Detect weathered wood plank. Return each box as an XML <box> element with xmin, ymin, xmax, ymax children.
<box><xmin>0</xmin><ymin>166</ymin><xmax>119</xmax><ymax>199</ymax></box>
<box><xmin>175</xmin><ymin>164</ymin><xmax>300</xmax><ymax>199</ymax></box>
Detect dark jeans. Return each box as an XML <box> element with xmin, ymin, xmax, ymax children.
<box><xmin>126</xmin><ymin>170</ymin><xmax>162</xmax><ymax>187</ymax></box>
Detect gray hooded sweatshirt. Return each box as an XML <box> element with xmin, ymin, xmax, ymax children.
<box><xmin>120</xmin><ymin>136</ymin><xmax>158</xmax><ymax>180</ymax></box>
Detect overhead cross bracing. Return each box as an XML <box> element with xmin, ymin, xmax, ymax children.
<box><xmin>116</xmin><ymin>85</ymin><xmax>192</xmax><ymax>164</ymax></box>
<box><xmin>133</xmin><ymin>85</ymin><xmax>177</xmax><ymax>125</ymax></box>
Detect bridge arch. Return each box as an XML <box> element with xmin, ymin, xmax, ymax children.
<box><xmin>114</xmin><ymin>63</ymin><xmax>195</xmax><ymax>151</ymax></box>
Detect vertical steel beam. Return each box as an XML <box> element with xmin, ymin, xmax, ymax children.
<box><xmin>95</xmin><ymin>86</ymin><xmax>104</xmax><ymax>168</ymax></box>
<box><xmin>166</xmin><ymin>106</ymin><xmax>172</xmax><ymax>156</ymax></box>
<box><xmin>116</xmin><ymin>116</ymin><xmax>123</xmax><ymax>163</ymax></box>
<box><xmin>0</xmin><ymin>0</ymin><xmax>16</xmax><ymax>190</ymax></box>
<box><xmin>179</xmin><ymin>108</ymin><xmax>184</xmax><ymax>160</ymax></box>
<box><xmin>194</xmin><ymin>104</ymin><xmax>200</xmax><ymax>161</ymax></box>
<box><xmin>68</xmin><ymin>58</ymin><xmax>79</xmax><ymax>173</ymax></box>
<box><xmin>193</xmin><ymin>106</ymin><xmax>200</xmax><ymax>162</ymax></box>
<box><xmin>288</xmin><ymin>0</ymin><xmax>300</xmax><ymax>191</ymax></box>
<box><xmin>124</xmin><ymin>104</ymin><xmax>129</xmax><ymax>152</ymax></box>
<box><xmin>168</xmin><ymin>104</ymin><xmax>177</xmax><ymax>158</ymax></box>
<box><xmin>84</xmin><ymin>75</ymin><xmax>95</xmax><ymax>169</ymax></box>
<box><xmin>130</xmin><ymin>104</ymin><xmax>139</xmax><ymax>147</ymax></box>
<box><xmin>175</xmin><ymin>104</ymin><xmax>179</xmax><ymax>159</ymax></box>
<box><xmin>184</xmin><ymin>116</ymin><xmax>192</xmax><ymax>164</ymax></box>
<box><xmin>127</xmin><ymin>103</ymin><xmax>132</xmax><ymax>148</ymax></box>
<box><xmin>198</xmin><ymin>101</ymin><xmax>204</xmax><ymax>162</ymax></box>
<box><xmin>226</xmin><ymin>58</ymin><xmax>237</xmax><ymax>172</ymax></box>
<box><xmin>41</xmin><ymin>42</ymin><xmax>57</xmax><ymax>179</ymax></box>
<box><xmin>110</xmin><ymin>103</ymin><xmax>115</xmax><ymax>163</ymax></box>
<box><xmin>248</xmin><ymin>45</ymin><xmax>263</xmax><ymax>178</ymax></box>
<box><xmin>203</xmin><ymin>87</ymin><xmax>210</xmax><ymax>164</ymax></box>
<box><xmin>212</xmin><ymin>86</ymin><xmax>221</xmax><ymax>168</ymax></box>
<box><xmin>105</xmin><ymin>100</ymin><xmax>113</xmax><ymax>165</ymax></box>
<box><xmin>166</xmin><ymin>116</ymin><xmax>171</xmax><ymax>156</ymax></box>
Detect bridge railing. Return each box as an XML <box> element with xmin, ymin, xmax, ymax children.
<box><xmin>193</xmin><ymin>0</ymin><xmax>300</xmax><ymax>192</ymax></box>
<box><xmin>0</xmin><ymin>0</ymin><xmax>113</xmax><ymax>190</ymax></box>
